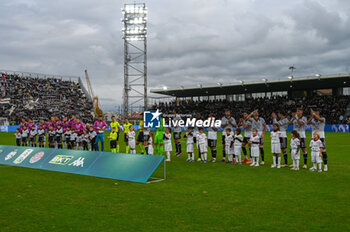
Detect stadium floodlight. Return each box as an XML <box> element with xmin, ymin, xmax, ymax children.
<box><xmin>198</xmin><ymin>84</ymin><xmax>203</xmax><ymax>89</ymax></box>
<box><xmin>122</xmin><ymin>3</ymin><xmax>148</xmax><ymax>116</ymax></box>
<box><xmin>217</xmin><ymin>82</ymin><xmax>223</xmax><ymax>88</ymax></box>
<box><xmin>163</xmin><ymin>86</ymin><xmax>168</xmax><ymax>90</ymax></box>
<box><xmin>288</xmin><ymin>76</ymin><xmax>293</xmax><ymax>80</ymax></box>
<box><xmin>240</xmin><ymin>80</ymin><xmax>244</xmax><ymax>86</ymax></box>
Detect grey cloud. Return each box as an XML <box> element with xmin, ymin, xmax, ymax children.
<box><xmin>0</xmin><ymin>0</ymin><xmax>349</xmax><ymax>111</ymax></box>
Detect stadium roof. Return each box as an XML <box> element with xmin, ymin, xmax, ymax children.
<box><xmin>150</xmin><ymin>73</ymin><xmax>350</xmax><ymax>97</ymax></box>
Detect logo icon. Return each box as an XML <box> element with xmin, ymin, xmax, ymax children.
<box><xmin>13</xmin><ymin>149</ymin><xmax>34</xmax><ymax>164</ymax></box>
<box><xmin>144</xmin><ymin>109</ymin><xmax>161</xmax><ymax>129</ymax></box>
<box><xmin>49</xmin><ymin>155</ymin><xmax>73</xmax><ymax>165</ymax></box>
<box><xmin>68</xmin><ymin>157</ymin><xmax>85</xmax><ymax>167</ymax></box>
<box><xmin>5</xmin><ymin>150</ymin><xmax>18</xmax><ymax>160</ymax></box>
<box><xmin>29</xmin><ymin>152</ymin><xmax>45</xmax><ymax>164</ymax></box>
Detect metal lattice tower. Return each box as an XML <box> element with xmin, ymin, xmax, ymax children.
<box><xmin>122</xmin><ymin>3</ymin><xmax>147</xmax><ymax>117</ymax></box>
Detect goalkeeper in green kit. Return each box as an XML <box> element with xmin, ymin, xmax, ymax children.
<box><xmin>154</xmin><ymin>118</ymin><xmax>165</xmax><ymax>155</ymax></box>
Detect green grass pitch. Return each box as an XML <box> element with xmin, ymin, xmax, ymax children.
<box><xmin>0</xmin><ymin>131</ymin><xmax>349</xmax><ymax>231</ymax></box>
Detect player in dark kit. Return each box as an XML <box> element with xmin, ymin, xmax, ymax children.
<box><xmin>220</xmin><ymin>109</ymin><xmax>237</xmax><ymax>162</ymax></box>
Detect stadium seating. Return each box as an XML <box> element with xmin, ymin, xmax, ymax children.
<box><xmin>0</xmin><ymin>73</ymin><xmax>93</xmax><ymax>124</ymax></box>
<box><xmin>152</xmin><ymin>95</ymin><xmax>350</xmax><ymax>124</ymax></box>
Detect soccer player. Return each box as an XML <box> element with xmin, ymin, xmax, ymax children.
<box><xmin>74</xmin><ymin>118</ymin><xmax>85</xmax><ymax>150</ymax></box>
<box><xmin>154</xmin><ymin>118</ymin><xmax>165</xmax><ymax>156</ymax></box>
<box><xmin>56</xmin><ymin>124</ymin><xmax>64</xmax><ymax>149</ymax></box>
<box><xmin>173</xmin><ymin>110</ymin><xmax>183</xmax><ymax>156</ymax></box>
<box><xmin>108</xmin><ymin>127</ymin><xmax>118</xmax><ymax>153</ymax></box>
<box><xmin>224</xmin><ymin>128</ymin><xmax>234</xmax><ymax>164</ymax></box>
<box><xmin>29</xmin><ymin>126</ymin><xmax>37</xmax><ymax>147</ymax></box>
<box><xmin>164</xmin><ymin>127</ymin><xmax>172</xmax><ymax>161</ymax></box>
<box><xmin>70</xmin><ymin>129</ymin><xmax>78</xmax><ymax>150</ymax></box>
<box><xmin>65</xmin><ymin>126</ymin><xmax>72</xmax><ymax>149</ymax></box>
<box><xmin>207</xmin><ymin>113</ymin><xmax>218</xmax><ymax>162</ymax></box>
<box><xmin>62</xmin><ymin>116</ymin><xmax>69</xmax><ymax>148</ymax></box>
<box><xmin>307</xmin><ymin>108</ymin><xmax>328</xmax><ymax>171</ymax></box>
<box><xmin>197</xmin><ymin>127</ymin><xmax>208</xmax><ymax>163</ymax></box>
<box><xmin>234</xmin><ymin>128</ymin><xmax>243</xmax><ymax>164</ymax></box>
<box><xmin>137</xmin><ymin>115</ymin><xmax>145</xmax><ymax>154</ymax></box>
<box><xmin>193</xmin><ymin>113</ymin><xmax>202</xmax><ymax>161</ymax></box>
<box><xmin>184</xmin><ymin>127</ymin><xmax>194</xmax><ymax>162</ymax></box>
<box><xmin>110</xmin><ymin>116</ymin><xmax>121</xmax><ymax>152</ymax></box>
<box><xmin>94</xmin><ymin>115</ymin><xmax>108</xmax><ymax>151</ymax></box>
<box><xmin>309</xmin><ymin>132</ymin><xmax>324</xmax><ymax>172</ymax></box>
<box><xmin>128</xmin><ymin>126</ymin><xmax>136</xmax><ymax>154</ymax></box>
<box><xmin>239</xmin><ymin>112</ymin><xmax>252</xmax><ymax>163</ymax></box>
<box><xmin>82</xmin><ymin>129</ymin><xmax>89</xmax><ymax>151</ymax></box>
<box><xmin>249</xmin><ymin>110</ymin><xmax>267</xmax><ymax>165</ymax></box>
<box><xmin>289</xmin><ymin>108</ymin><xmax>308</xmax><ymax>168</ymax></box>
<box><xmin>290</xmin><ymin>130</ymin><xmax>301</xmax><ymax>170</ymax></box>
<box><xmin>123</xmin><ymin>118</ymin><xmax>132</xmax><ymax>153</ymax></box>
<box><xmin>37</xmin><ymin>125</ymin><xmax>45</xmax><ymax>148</ymax></box>
<box><xmin>88</xmin><ymin>126</ymin><xmax>97</xmax><ymax>151</ymax></box>
<box><xmin>143</xmin><ymin>125</ymin><xmax>151</xmax><ymax>154</ymax></box>
<box><xmin>20</xmin><ymin>118</ymin><xmax>27</xmax><ymax>133</ymax></box>
<box><xmin>147</xmin><ymin>131</ymin><xmax>154</xmax><ymax>155</ymax></box>
<box><xmin>220</xmin><ymin>109</ymin><xmax>237</xmax><ymax>162</ymax></box>
<box><xmin>47</xmin><ymin>126</ymin><xmax>56</xmax><ymax>148</ymax></box>
<box><xmin>21</xmin><ymin>125</ymin><xmax>29</xmax><ymax>146</ymax></box>
<box><xmin>248</xmin><ymin>128</ymin><xmax>260</xmax><ymax>167</ymax></box>
<box><xmin>270</xmin><ymin>123</ymin><xmax>281</xmax><ymax>168</ymax></box>
<box><xmin>14</xmin><ymin>129</ymin><xmax>21</xmax><ymax>146</ymax></box>
<box><xmin>272</xmin><ymin>112</ymin><xmax>289</xmax><ymax>167</ymax></box>
<box><xmin>28</xmin><ymin>119</ymin><xmax>35</xmax><ymax>130</ymax></box>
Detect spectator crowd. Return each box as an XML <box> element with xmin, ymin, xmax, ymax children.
<box><xmin>151</xmin><ymin>95</ymin><xmax>350</xmax><ymax>124</ymax></box>
<box><xmin>0</xmin><ymin>73</ymin><xmax>93</xmax><ymax>124</ymax></box>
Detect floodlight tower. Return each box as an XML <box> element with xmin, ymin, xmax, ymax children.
<box><xmin>122</xmin><ymin>3</ymin><xmax>148</xmax><ymax>117</ymax></box>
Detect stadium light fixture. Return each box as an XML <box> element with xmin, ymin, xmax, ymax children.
<box><xmin>198</xmin><ymin>84</ymin><xmax>203</xmax><ymax>89</ymax></box>
<box><xmin>163</xmin><ymin>86</ymin><xmax>168</xmax><ymax>90</ymax></box>
<box><xmin>288</xmin><ymin>76</ymin><xmax>293</xmax><ymax>80</ymax></box>
<box><xmin>217</xmin><ymin>82</ymin><xmax>223</xmax><ymax>88</ymax></box>
<box><xmin>239</xmin><ymin>80</ymin><xmax>244</xmax><ymax>86</ymax></box>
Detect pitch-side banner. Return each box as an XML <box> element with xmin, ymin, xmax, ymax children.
<box><xmin>0</xmin><ymin>145</ymin><xmax>164</xmax><ymax>183</ymax></box>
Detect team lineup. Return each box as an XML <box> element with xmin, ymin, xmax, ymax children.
<box><xmin>13</xmin><ymin>106</ymin><xmax>328</xmax><ymax>172</ymax></box>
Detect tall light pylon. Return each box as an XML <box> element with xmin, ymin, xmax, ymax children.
<box><xmin>122</xmin><ymin>3</ymin><xmax>147</xmax><ymax>117</ymax></box>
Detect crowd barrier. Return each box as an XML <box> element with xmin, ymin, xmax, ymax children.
<box><xmin>1</xmin><ymin>124</ymin><xmax>349</xmax><ymax>133</ymax></box>
<box><xmin>0</xmin><ymin>145</ymin><xmax>164</xmax><ymax>183</ymax></box>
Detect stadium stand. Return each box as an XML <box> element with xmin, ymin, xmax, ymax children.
<box><xmin>0</xmin><ymin>73</ymin><xmax>93</xmax><ymax>124</ymax></box>
<box><xmin>151</xmin><ymin>95</ymin><xmax>350</xmax><ymax>124</ymax></box>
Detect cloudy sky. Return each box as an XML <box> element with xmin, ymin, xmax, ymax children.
<box><xmin>1</xmin><ymin>0</ymin><xmax>350</xmax><ymax>110</ymax></box>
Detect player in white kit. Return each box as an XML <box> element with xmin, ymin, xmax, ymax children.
<box><xmin>309</xmin><ymin>132</ymin><xmax>324</xmax><ymax>172</ymax></box>
<box><xmin>270</xmin><ymin>124</ymin><xmax>281</xmax><ymax>168</ymax></box>
<box><xmin>147</xmin><ymin>132</ymin><xmax>154</xmax><ymax>155</ymax></box>
<box><xmin>307</xmin><ymin>108</ymin><xmax>328</xmax><ymax>171</ymax></box>
<box><xmin>272</xmin><ymin>112</ymin><xmax>289</xmax><ymax>167</ymax></box>
<box><xmin>164</xmin><ymin>127</ymin><xmax>172</xmax><ymax>161</ymax></box>
<box><xmin>207</xmin><ymin>113</ymin><xmax>218</xmax><ymax>162</ymax></box>
<box><xmin>248</xmin><ymin>128</ymin><xmax>260</xmax><ymax>167</ymax></box>
<box><xmin>290</xmin><ymin>130</ymin><xmax>301</xmax><ymax>170</ymax></box>
<box><xmin>220</xmin><ymin>109</ymin><xmax>237</xmax><ymax>162</ymax></box>
<box><xmin>197</xmin><ymin>127</ymin><xmax>208</xmax><ymax>163</ymax></box>
<box><xmin>289</xmin><ymin>108</ymin><xmax>308</xmax><ymax>169</ymax></box>
<box><xmin>233</xmin><ymin>128</ymin><xmax>243</xmax><ymax>164</ymax></box>
<box><xmin>184</xmin><ymin>127</ymin><xmax>194</xmax><ymax>162</ymax></box>
<box><xmin>128</xmin><ymin>126</ymin><xmax>136</xmax><ymax>154</ymax></box>
<box><xmin>224</xmin><ymin>128</ymin><xmax>234</xmax><ymax>163</ymax></box>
